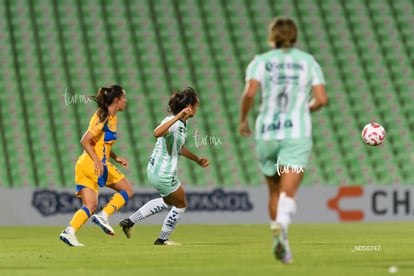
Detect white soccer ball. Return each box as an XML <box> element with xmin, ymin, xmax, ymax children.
<box><xmin>361</xmin><ymin>122</ymin><xmax>386</xmax><ymax>146</ymax></box>
<box><xmin>388</xmin><ymin>265</ymin><xmax>398</xmax><ymax>274</ymax></box>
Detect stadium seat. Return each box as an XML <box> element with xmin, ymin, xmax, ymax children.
<box><xmin>2</xmin><ymin>0</ymin><xmax>414</xmax><ymax>189</ymax></box>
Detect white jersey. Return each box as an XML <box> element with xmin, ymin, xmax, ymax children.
<box><xmin>245</xmin><ymin>47</ymin><xmax>325</xmax><ymax>140</ymax></box>
<box><xmin>147</xmin><ymin>116</ymin><xmax>187</xmax><ymax>177</ymax></box>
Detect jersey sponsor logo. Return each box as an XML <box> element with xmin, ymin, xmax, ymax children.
<box><xmin>261</xmin><ymin>120</ymin><xmax>293</xmax><ymax>133</ymax></box>
<box><xmin>269</xmin><ymin>75</ymin><xmax>300</xmax><ymax>85</ymax></box>
<box><xmin>265</xmin><ymin>62</ymin><xmax>304</xmax><ymax>72</ymax></box>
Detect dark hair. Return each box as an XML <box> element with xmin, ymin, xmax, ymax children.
<box><xmin>92</xmin><ymin>85</ymin><xmax>125</xmax><ymax>122</ymax></box>
<box><xmin>268</xmin><ymin>16</ymin><xmax>298</xmax><ymax>49</ymax></box>
<box><xmin>168</xmin><ymin>87</ymin><xmax>199</xmax><ymax>115</ymax></box>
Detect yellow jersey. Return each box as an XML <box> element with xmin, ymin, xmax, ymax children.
<box><xmin>82</xmin><ymin>111</ymin><xmax>117</xmax><ymax>163</ymax></box>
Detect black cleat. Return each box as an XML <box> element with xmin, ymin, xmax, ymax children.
<box><xmin>154</xmin><ymin>238</ymin><xmax>180</xmax><ymax>245</ymax></box>
<box><xmin>119</xmin><ymin>218</ymin><xmax>134</xmax><ymax>239</ymax></box>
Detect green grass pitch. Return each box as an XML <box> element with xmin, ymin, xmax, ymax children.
<box><xmin>1</xmin><ymin>223</ymin><xmax>413</xmax><ymax>276</ymax></box>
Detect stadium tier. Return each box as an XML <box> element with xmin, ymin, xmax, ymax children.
<box><xmin>0</xmin><ymin>0</ymin><xmax>413</xmax><ymax>188</ymax></box>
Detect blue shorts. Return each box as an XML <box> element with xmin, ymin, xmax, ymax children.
<box><xmin>255</xmin><ymin>138</ymin><xmax>313</xmax><ymax>176</ymax></box>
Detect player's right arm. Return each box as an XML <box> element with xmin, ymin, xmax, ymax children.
<box><xmin>153</xmin><ymin>107</ymin><xmax>193</xmax><ymax>138</ymax></box>
<box><xmin>239</xmin><ymin>79</ymin><xmax>260</xmax><ymax>137</ymax></box>
<box><xmin>239</xmin><ymin>56</ymin><xmax>263</xmax><ymax>137</ymax></box>
<box><xmin>80</xmin><ymin>131</ymin><xmax>104</xmax><ymax>176</ymax></box>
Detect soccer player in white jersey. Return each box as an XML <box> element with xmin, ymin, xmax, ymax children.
<box><xmin>239</xmin><ymin>17</ymin><xmax>328</xmax><ymax>263</ymax></box>
<box><xmin>120</xmin><ymin>87</ymin><xmax>209</xmax><ymax>245</ymax></box>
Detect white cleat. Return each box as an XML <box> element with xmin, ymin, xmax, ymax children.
<box><xmin>271</xmin><ymin>223</ymin><xmax>292</xmax><ymax>264</ymax></box>
<box><xmin>60</xmin><ymin>231</ymin><xmax>85</xmax><ymax>247</ymax></box>
<box><xmin>92</xmin><ymin>214</ymin><xmax>115</xmax><ymax>236</ymax></box>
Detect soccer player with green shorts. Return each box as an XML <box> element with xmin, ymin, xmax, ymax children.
<box><xmin>120</xmin><ymin>87</ymin><xmax>209</xmax><ymax>245</ymax></box>
<box><xmin>239</xmin><ymin>17</ymin><xmax>328</xmax><ymax>263</ymax></box>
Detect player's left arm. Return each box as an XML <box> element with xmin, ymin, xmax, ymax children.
<box><xmin>110</xmin><ymin>150</ymin><xmax>128</xmax><ymax>169</ymax></box>
<box><xmin>309</xmin><ymin>59</ymin><xmax>328</xmax><ymax>112</ymax></box>
<box><xmin>309</xmin><ymin>84</ymin><xmax>328</xmax><ymax>112</ymax></box>
<box><xmin>181</xmin><ymin>146</ymin><xmax>209</xmax><ymax>167</ymax></box>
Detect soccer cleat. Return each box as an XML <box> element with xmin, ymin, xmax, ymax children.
<box><xmin>154</xmin><ymin>238</ymin><xmax>181</xmax><ymax>246</ymax></box>
<box><xmin>91</xmin><ymin>214</ymin><xmax>115</xmax><ymax>236</ymax></box>
<box><xmin>271</xmin><ymin>223</ymin><xmax>293</xmax><ymax>264</ymax></box>
<box><xmin>119</xmin><ymin>218</ymin><xmax>134</xmax><ymax>239</ymax></box>
<box><xmin>59</xmin><ymin>230</ymin><xmax>84</xmax><ymax>247</ymax></box>
<box><xmin>282</xmin><ymin>239</ymin><xmax>293</xmax><ymax>264</ymax></box>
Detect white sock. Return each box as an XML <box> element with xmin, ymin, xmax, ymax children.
<box><xmin>129</xmin><ymin>198</ymin><xmax>168</xmax><ymax>223</ymax></box>
<box><xmin>270</xmin><ymin>220</ymin><xmax>278</xmax><ymax>231</ymax></box>
<box><xmin>275</xmin><ymin>192</ymin><xmax>296</xmax><ymax>232</ymax></box>
<box><xmin>158</xmin><ymin>207</ymin><xmax>186</xmax><ymax>240</ymax></box>
<box><xmin>65</xmin><ymin>226</ymin><xmax>75</xmax><ymax>234</ymax></box>
<box><xmin>98</xmin><ymin>210</ymin><xmax>109</xmax><ymax>219</ymax></box>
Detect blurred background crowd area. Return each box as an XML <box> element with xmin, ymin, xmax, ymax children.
<box><xmin>0</xmin><ymin>0</ymin><xmax>413</xmax><ymax>189</ymax></box>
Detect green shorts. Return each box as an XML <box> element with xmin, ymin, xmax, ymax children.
<box><xmin>255</xmin><ymin>138</ymin><xmax>313</xmax><ymax>177</ymax></box>
<box><xmin>147</xmin><ymin>172</ymin><xmax>181</xmax><ymax>197</ymax></box>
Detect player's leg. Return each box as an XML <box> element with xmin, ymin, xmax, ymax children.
<box><xmin>255</xmin><ymin>139</ymin><xmax>286</xmax><ymax>245</ymax></box>
<box><xmin>154</xmin><ymin>185</ymin><xmax>187</xmax><ymax>245</ymax></box>
<box><xmin>272</xmin><ymin>171</ymin><xmax>302</xmax><ymax>263</ymax></box>
<box><xmin>60</xmin><ymin>187</ymin><xmax>98</xmax><ymax>246</ymax></box>
<box><xmin>276</xmin><ymin>137</ymin><xmax>311</xmax><ymax>231</ymax></box>
<box><xmin>265</xmin><ymin>174</ymin><xmax>281</xmax><ymax>223</ymax></box>
<box><xmin>92</xmin><ymin>171</ymin><xmax>133</xmax><ymax>236</ymax></box>
<box><xmin>120</xmin><ymin>197</ymin><xmax>169</xmax><ymax>238</ymax></box>
<box><xmin>272</xmin><ymin>138</ymin><xmax>312</xmax><ymax>263</ymax></box>
<box><xmin>276</xmin><ymin>171</ymin><xmax>302</xmax><ymax>229</ymax></box>
<box><xmin>103</xmin><ymin>177</ymin><xmax>133</xmax><ymax>215</ymax></box>
<box><xmin>120</xmin><ymin>172</ymin><xmax>176</xmax><ymax>238</ymax></box>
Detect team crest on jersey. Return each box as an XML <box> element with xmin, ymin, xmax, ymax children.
<box><xmin>171</xmin><ymin>177</ymin><xmax>178</xmax><ymax>186</ymax></box>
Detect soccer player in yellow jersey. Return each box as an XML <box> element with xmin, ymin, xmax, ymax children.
<box><xmin>60</xmin><ymin>85</ymin><xmax>134</xmax><ymax>246</ymax></box>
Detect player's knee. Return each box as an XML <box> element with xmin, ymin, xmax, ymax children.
<box><xmin>121</xmin><ymin>180</ymin><xmax>134</xmax><ymax>198</ymax></box>
<box><xmin>85</xmin><ymin>203</ymin><xmax>98</xmax><ymax>214</ymax></box>
<box><xmin>175</xmin><ymin>200</ymin><xmax>187</xmax><ymax>209</ymax></box>
<box><xmin>125</xmin><ymin>186</ymin><xmax>134</xmax><ymax>198</ymax></box>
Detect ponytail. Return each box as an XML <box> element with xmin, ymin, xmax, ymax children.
<box><xmin>91</xmin><ymin>85</ymin><xmax>124</xmax><ymax>122</ymax></box>
<box><xmin>168</xmin><ymin>87</ymin><xmax>199</xmax><ymax>115</ymax></box>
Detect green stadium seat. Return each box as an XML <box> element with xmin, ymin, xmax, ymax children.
<box><xmin>2</xmin><ymin>0</ymin><xmax>414</xmax><ymax>189</ymax></box>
